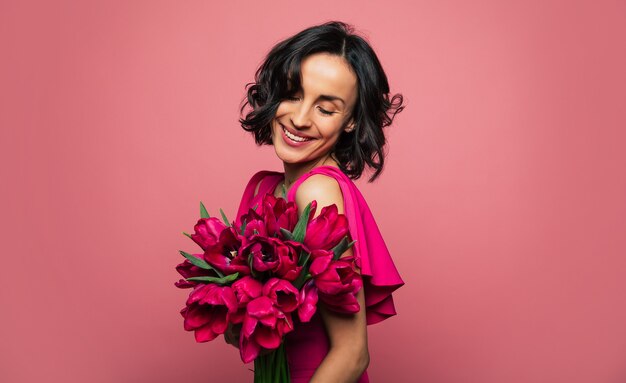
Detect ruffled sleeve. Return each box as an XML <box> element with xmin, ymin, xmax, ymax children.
<box><xmin>287</xmin><ymin>167</ymin><xmax>405</xmax><ymax>326</ymax></box>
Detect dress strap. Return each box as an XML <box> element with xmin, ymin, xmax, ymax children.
<box><xmin>257</xmin><ymin>172</ymin><xmax>282</xmax><ymax>197</ymax></box>
<box><xmin>285</xmin><ymin>165</ymin><xmax>337</xmax><ymax>203</ymax></box>
<box><xmin>235</xmin><ymin>170</ymin><xmax>281</xmax><ymax>227</ymax></box>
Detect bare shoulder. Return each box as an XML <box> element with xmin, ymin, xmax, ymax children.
<box><xmin>295</xmin><ymin>173</ymin><xmax>345</xmax><ymax>218</ymax></box>
<box><xmin>297</xmin><ymin>173</ymin><xmax>359</xmax><ymax>270</ymax></box>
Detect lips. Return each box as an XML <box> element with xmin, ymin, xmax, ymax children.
<box><xmin>279</xmin><ymin>123</ymin><xmax>315</xmax><ymax>147</ymax></box>
<box><xmin>280</xmin><ymin>123</ymin><xmax>314</xmax><ymax>140</ymax></box>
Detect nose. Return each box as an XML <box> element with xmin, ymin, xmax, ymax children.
<box><xmin>290</xmin><ymin>102</ymin><xmax>313</xmax><ymax>130</ymax></box>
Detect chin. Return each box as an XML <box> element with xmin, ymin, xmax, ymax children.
<box><xmin>274</xmin><ymin>148</ymin><xmax>304</xmax><ymax>164</ymax></box>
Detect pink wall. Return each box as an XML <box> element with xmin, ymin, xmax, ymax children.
<box><xmin>2</xmin><ymin>1</ymin><xmax>625</xmax><ymax>382</ymax></box>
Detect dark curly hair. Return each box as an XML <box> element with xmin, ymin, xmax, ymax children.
<box><xmin>239</xmin><ymin>20</ymin><xmax>405</xmax><ymax>182</ymax></box>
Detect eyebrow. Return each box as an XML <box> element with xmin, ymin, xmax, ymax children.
<box><xmin>318</xmin><ymin>94</ymin><xmax>345</xmax><ymax>106</ymax></box>
<box><xmin>288</xmin><ymin>86</ymin><xmax>346</xmax><ymax>106</ymax></box>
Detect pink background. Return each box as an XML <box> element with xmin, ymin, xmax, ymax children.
<box><xmin>2</xmin><ymin>1</ymin><xmax>625</xmax><ymax>382</ymax></box>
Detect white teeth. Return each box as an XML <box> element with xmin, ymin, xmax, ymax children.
<box><xmin>282</xmin><ymin>125</ymin><xmax>312</xmax><ymax>142</ymax></box>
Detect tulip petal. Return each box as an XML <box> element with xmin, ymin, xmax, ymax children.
<box><xmin>229</xmin><ymin>308</ymin><xmax>245</xmax><ymax>324</ymax></box>
<box><xmin>179</xmin><ymin>306</ymin><xmax>188</xmax><ymax>318</ymax></box>
<box><xmin>309</xmin><ymin>254</ymin><xmax>332</xmax><ymax>276</ymax></box>
<box><xmin>183</xmin><ymin>305</ymin><xmax>211</xmax><ymax>330</ymax></box>
<box><xmin>240</xmin><ymin>335</ymin><xmax>261</xmax><ymax>364</ymax></box>
<box><xmin>232</xmin><ymin>276</ymin><xmax>263</xmax><ymax>302</ymax></box>
<box><xmin>198</xmin><ymin>285</ymin><xmax>222</xmax><ymax>305</ymax></box>
<box><xmin>221</xmin><ymin>287</ymin><xmax>239</xmax><ymax>313</ymax></box>
<box><xmin>174</xmin><ymin>278</ymin><xmax>195</xmax><ymax>289</ymax></box>
<box><xmin>242</xmin><ymin>314</ymin><xmax>258</xmax><ymax>338</ymax></box>
<box><xmin>254</xmin><ymin>326</ymin><xmax>281</xmax><ymax>349</ymax></box>
<box><xmin>278</xmin><ymin>313</ymin><xmax>295</xmax><ymax>335</ymax></box>
<box><xmin>259</xmin><ymin>314</ymin><xmax>277</xmax><ymax>328</ymax></box>
<box><xmin>298</xmin><ymin>281</ymin><xmax>318</xmax><ymax>323</ymax></box>
<box><xmin>186</xmin><ymin>284</ymin><xmax>209</xmax><ymax>305</ymax></box>
<box><xmin>210</xmin><ymin>307</ymin><xmax>229</xmax><ymax>334</ymax></box>
<box><xmin>191</xmin><ymin>217</ymin><xmax>227</xmax><ymax>251</ymax></box>
<box><xmin>194</xmin><ymin>322</ymin><xmax>219</xmax><ymax>342</ymax></box>
<box><xmin>247</xmin><ymin>296</ymin><xmax>274</xmax><ymax>317</ymax></box>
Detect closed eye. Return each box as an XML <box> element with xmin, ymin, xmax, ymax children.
<box><xmin>317</xmin><ymin>106</ymin><xmax>334</xmax><ymax>116</ymax></box>
<box><xmin>285</xmin><ymin>96</ymin><xmax>336</xmax><ymax>116</ymax></box>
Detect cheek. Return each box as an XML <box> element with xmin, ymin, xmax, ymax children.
<box><xmin>317</xmin><ymin>121</ymin><xmax>344</xmax><ymax>141</ymax></box>
<box><xmin>275</xmin><ymin>101</ymin><xmax>290</xmax><ymax>115</ymax></box>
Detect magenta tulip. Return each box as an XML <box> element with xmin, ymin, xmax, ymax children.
<box><xmin>260</xmin><ymin>193</ymin><xmax>299</xmax><ymax>237</ymax></box>
<box><xmin>314</xmin><ymin>257</ymin><xmax>363</xmax><ymax>314</ymax></box>
<box><xmin>240</xmin><ymin>193</ymin><xmax>299</xmax><ymax>240</ymax></box>
<box><xmin>239</xmin><ymin>296</ymin><xmax>294</xmax><ymax>363</ymax></box>
<box><xmin>180</xmin><ymin>283</ymin><xmax>238</xmax><ymax>342</ymax></box>
<box><xmin>203</xmin><ymin>226</ymin><xmax>250</xmax><ymax>276</ymax></box>
<box><xmin>308</xmin><ymin>249</ymin><xmax>334</xmax><ymax>277</ymax></box>
<box><xmin>297</xmin><ymin>279</ymin><xmax>319</xmax><ymax>323</ymax></box>
<box><xmin>263</xmin><ymin>278</ymin><xmax>300</xmax><ymax>313</ymax></box>
<box><xmin>230</xmin><ymin>276</ymin><xmax>264</xmax><ymax>324</ymax></box>
<box><xmin>240</xmin><ymin>206</ymin><xmax>268</xmax><ymax>238</ymax></box>
<box><xmin>303</xmin><ymin>204</ymin><xmax>349</xmax><ymax>251</ymax></box>
<box><xmin>273</xmin><ymin>240</ymin><xmax>305</xmax><ymax>281</ymax></box>
<box><xmin>240</xmin><ymin>236</ymin><xmax>303</xmax><ymax>281</ymax></box>
<box><xmin>190</xmin><ymin>217</ymin><xmax>228</xmax><ymax>251</ymax></box>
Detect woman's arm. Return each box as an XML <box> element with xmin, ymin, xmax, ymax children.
<box><xmin>295</xmin><ymin>175</ymin><xmax>370</xmax><ymax>383</ymax></box>
<box><xmin>311</xmin><ymin>280</ymin><xmax>369</xmax><ymax>382</ymax></box>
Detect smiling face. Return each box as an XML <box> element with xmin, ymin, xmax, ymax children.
<box><xmin>271</xmin><ymin>52</ymin><xmax>358</xmax><ymax>166</ymax></box>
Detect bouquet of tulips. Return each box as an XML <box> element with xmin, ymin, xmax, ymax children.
<box><xmin>174</xmin><ymin>189</ymin><xmax>363</xmax><ymax>382</ymax></box>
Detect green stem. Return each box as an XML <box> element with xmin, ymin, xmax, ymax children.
<box><xmin>253</xmin><ymin>342</ymin><xmax>291</xmax><ymax>382</ymax></box>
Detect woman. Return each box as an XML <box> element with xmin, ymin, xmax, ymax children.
<box><xmin>226</xmin><ymin>21</ymin><xmax>405</xmax><ymax>382</ymax></box>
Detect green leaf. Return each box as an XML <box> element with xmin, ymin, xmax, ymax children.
<box><xmin>186</xmin><ymin>272</ymin><xmax>239</xmax><ymax>285</ymax></box>
<box><xmin>179</xmin><ymin>250</ymin><xmax>224</xmax><ymax>278</ymax></box>
<box><xmin>240</xmin><ymin>218</ymin><xmax>247</xmax><ymax>235</ymax></box>
<box><xmin>252</xmin><ymin>203</ymin><xmax>258</xmax><ymax>211</ymax></box>
<box><xmin>331</xmin><ymin>236</ymin><xmax>356</xmax><ymax>260</ymax></box>
<box><xmin>297</xmin><ymin>249</ymin><xmax>310</xmax><ymax>267</ymax></box>
<box><xmin>292</xmin><ymin>201</ymin><xmax>313</xmax><ymax>243</ymax></box>
<box><xmin>332</xmin><ymin>235</ymin><xmax>348</xmax><ymax>260</ymax></box>
<box><xmin>248</xmin><ymin>252</ymin><xmax>258</xmax><ymax>279</ymax></box>
<box><xmin>219</xmin><ymin>208</ymin><xmax>231</xmax><ymax>227</ymax></box>
<box><xmin>279</xmin><ymin>228</ymin><xmax>294</xmax><ymax>241</ymax></box>
<box><xmin>200</xmin><ymin>201</ymin><xmax>210</xmax><ymax>218</ymax></box>
<box><xmin>179</xmin><ymin>250</ymin><xmax>210</xmax><ymax>269</ymax></box>
<box><xmin>182</xmin><ymin>231</ymin><xmax>192</xmax><ymax>239</ymax></box>
<box><xmin>281</xmin><ymin>183</ymin><xmax>287</xmax><ymax>200</ymax></box>
<box><xmin>293</xmin><ymin>249</ymin><xmax>312</xmax><ymax>289</ymax></box>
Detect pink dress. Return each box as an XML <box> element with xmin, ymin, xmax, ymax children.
<box><xmin>235</xmin><ymin>165</ymin><xmax>405</xmax><ymax>382</ymax></box>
